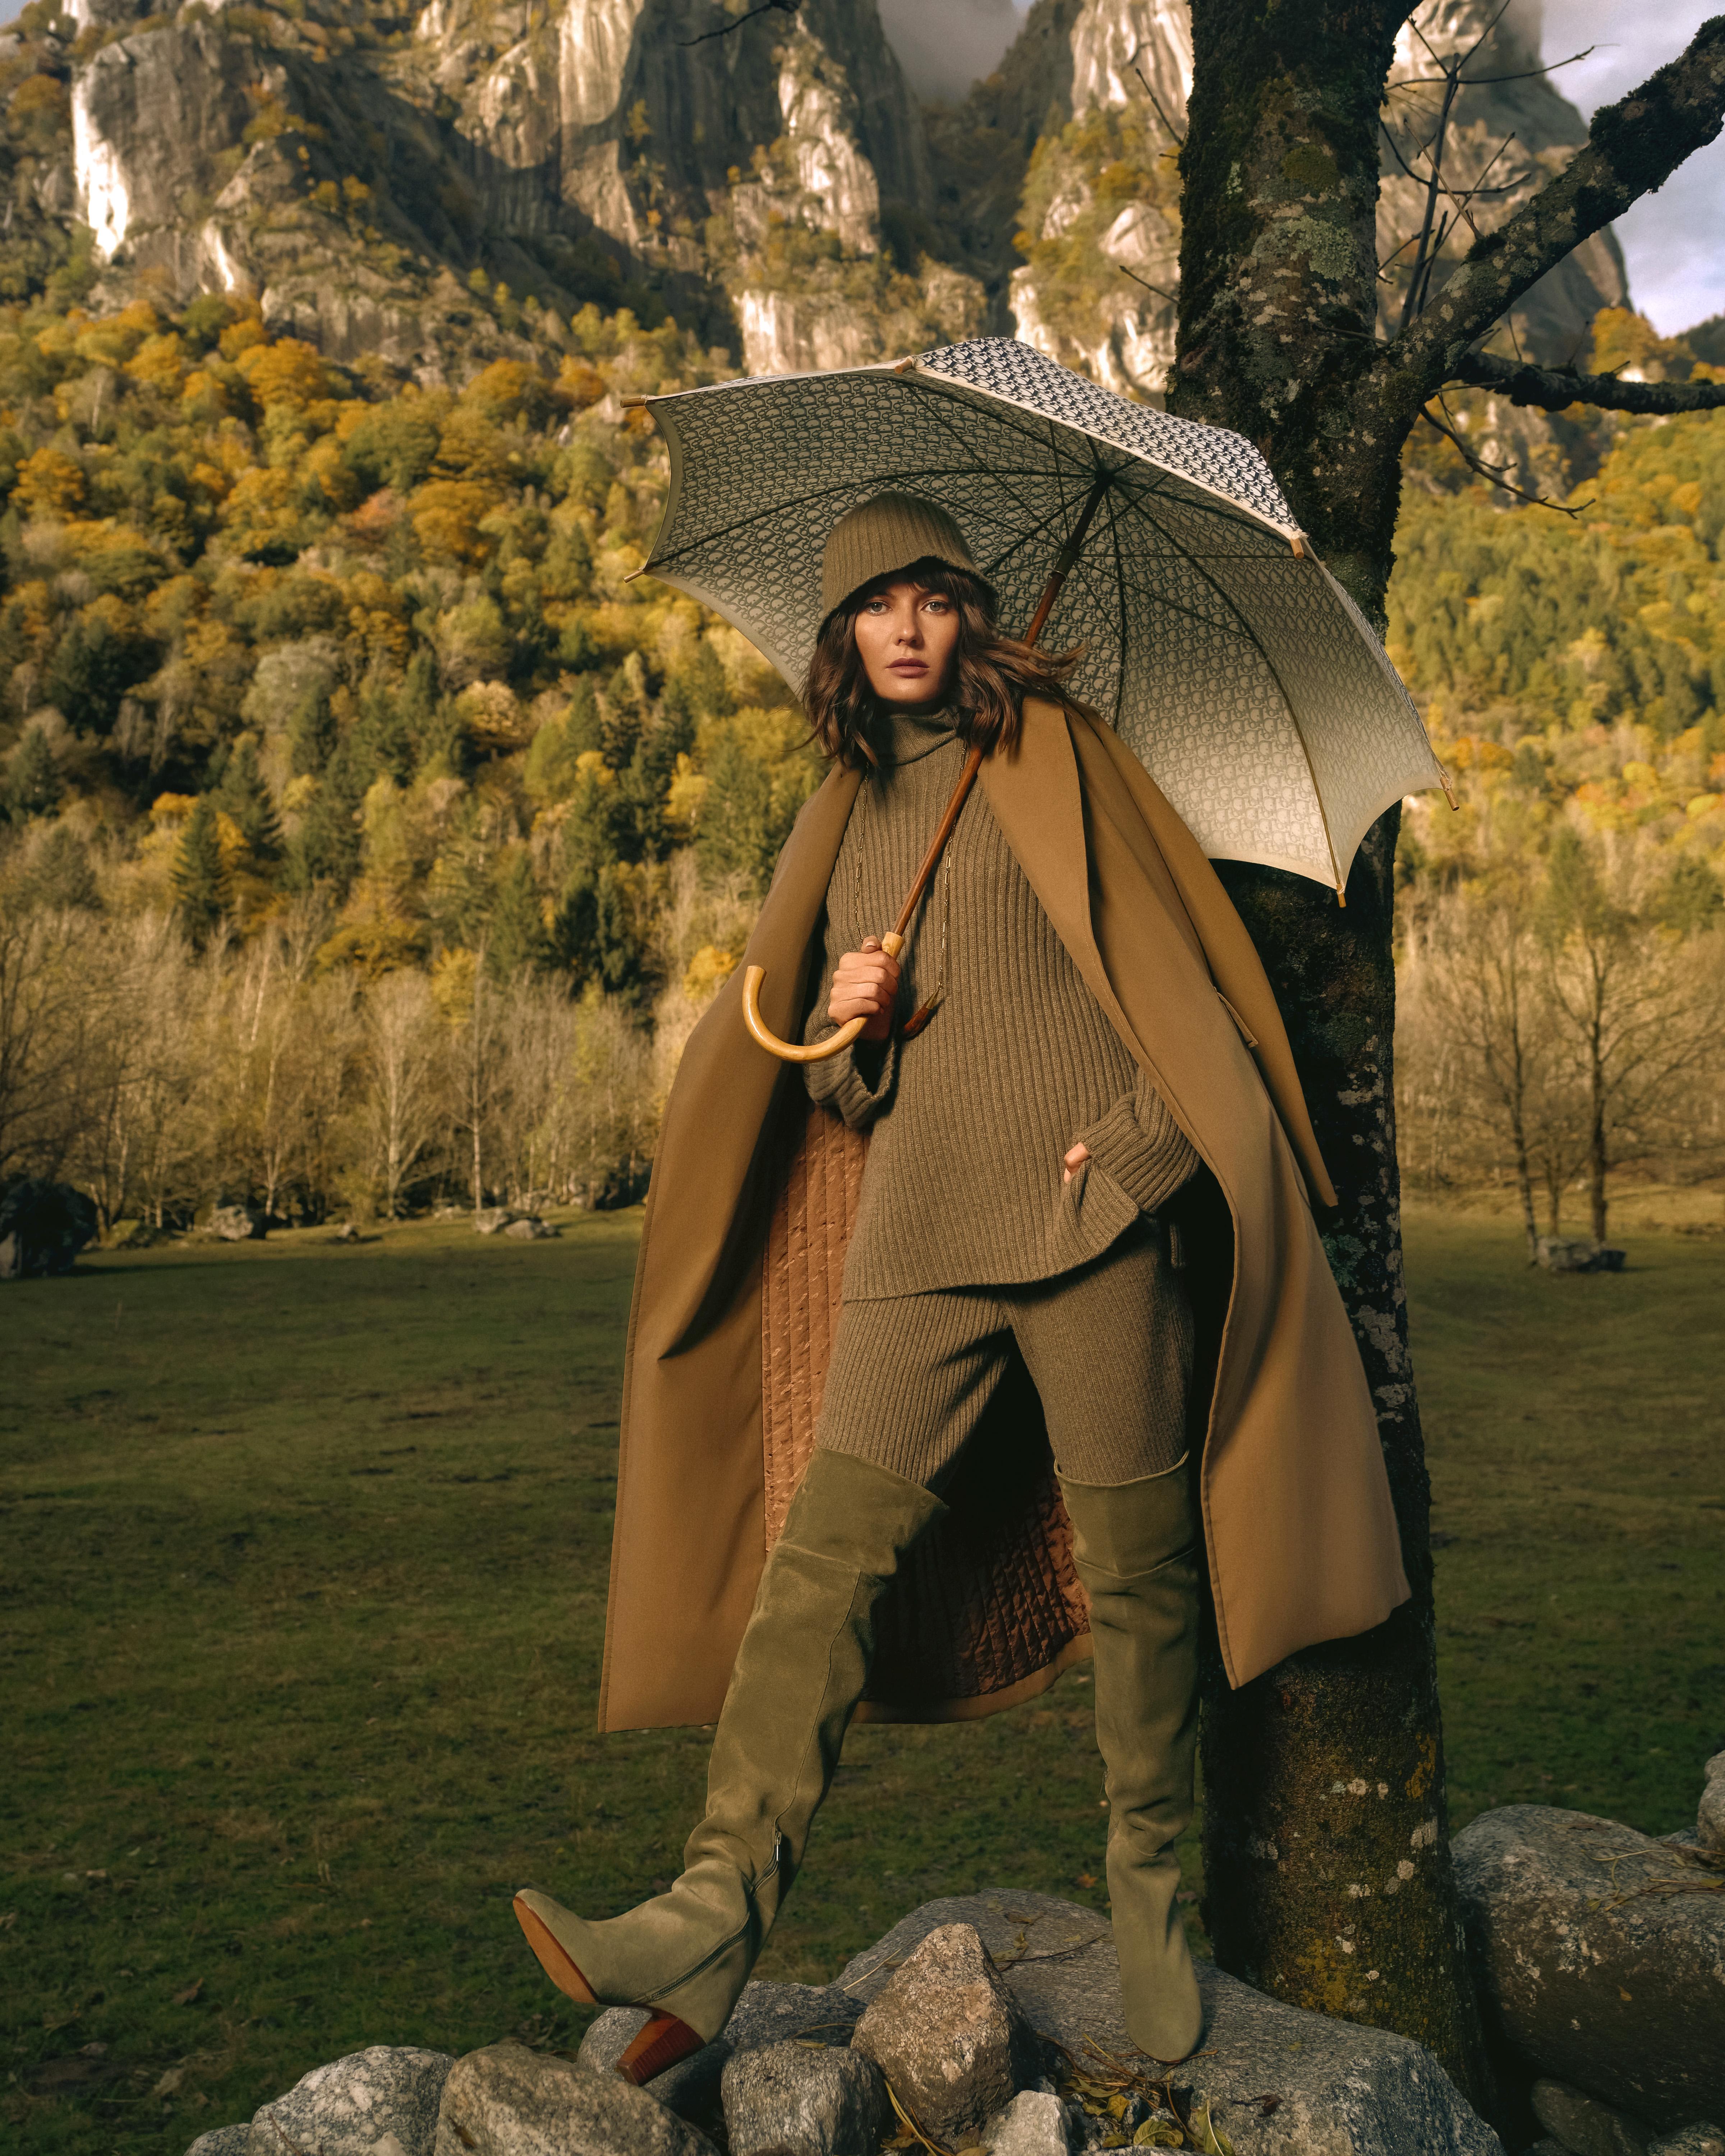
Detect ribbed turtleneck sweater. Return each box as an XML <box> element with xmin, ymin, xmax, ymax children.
<box><xmin>803</xmin><ymin>707</ymin><xmax>1199</xmax><ymax>1299</ymax></box>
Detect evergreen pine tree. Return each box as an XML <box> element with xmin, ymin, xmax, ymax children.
<box><xmin>355</xmin><ymin>667</ymin><xmax>414</xmax><ymax>784</ymax></box>
<box><xmin>486</xmin><ymin>849</ymin><xmax>549</xmax><ymax>981</ymax></box>
<box><xmin>213</xmin><ymin>740</ymin><xmax>283</xmax><ymax>862</ymax></box>
<box><xmin>7</xmin><ymin>726</ymin><xmax>63</xmax><ymax>821</ymax></box>
<box><xmin>172</xmin><ymin>797</ymin><xmax>229</xmax><ymax>948</ymax></box>
<box><xmin>286</xmin><ymin>728</ymin><xmax>368</xmax><ymax>899</ymax></box>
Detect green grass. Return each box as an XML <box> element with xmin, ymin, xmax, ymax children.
<box><xmin>3</xmin><ymin>1209</ymin><xmax>1721</xmax><ymax>2152</ymax></box>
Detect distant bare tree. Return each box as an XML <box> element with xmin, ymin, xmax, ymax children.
<box><xmin>0</xmin><ymin>908</ymin><xmax>104</xmax><ymax>1184</ymax></box>
<box><xmin>1539</xmin><ymin>829</ymin><xmax>1725</xmax><ymax>1243</ymax></box>
<box><xmin>361</xmin><ymin>970</ymin><xmax>441</xmax><ymax>1217</ymax></box>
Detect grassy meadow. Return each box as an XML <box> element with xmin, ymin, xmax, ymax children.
<box><xmin>3</xmin><ymin>1207</ymin><xmax>1722</xmax><ymax>2153</ymax></box>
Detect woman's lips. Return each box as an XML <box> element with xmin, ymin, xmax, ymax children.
<box><xmin>889</xmin><ymin>660</ymin><xmax>926</xmax><ymax>672</ymax></box>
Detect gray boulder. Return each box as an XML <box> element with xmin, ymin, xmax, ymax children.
<box><xmin>207</xmin><ymin>1202</ymin><xmax>266</xmax><ymax>1242</ymax></box>
<box><xmin>577</xmin><ymin>1979</ymin><xmax>863</xmax><ymax>2120</ymax></box>
<box><xmin>431</xmin><ymin>2041</ymin><xmax>717</xmax><ymax>2155</ymax></box>
<box><xmin>473</xmin><ymin>1208</ymin><xmax>515</xmax><ymax>1234</ymax></box>
<box><xmin>0</xmin><ymin>1178</ymin><xmax>96</xmax><ymax>1277</ymax></box>
<box><xmin>851</xmin><ymin>1921</ymin><xmax>1041</xmax><ymax>2147</ymax></box>
<box><xmin>720</xmin><ymin>2038</ymin><xmax>889</xmax><ymax>2156</ymax></box>
<box><xmin>186</xmin><ymin>2131</ymin><xmax>251</xmax><ymax>2156</ymax></box>
<box><xmin>1698</xmin><ymin>1753</ymin><xmax>1725</xmax><ymax>1851</ymax></box>
<box><xmin>987</xmin><ymin>2088</ymin><xmax>1078</xmax><ymax>2153</ymax></box>
<box><xmin>246</xmin><ymin>2044</ymin><xmax>453</xmax><ymax>2155</ymax></box>
<box><xmin>1453</xmin><ymin>1805</ymin><xmax>1725</xmax><ymax>2129</ymax></box>
<box><xmin>1535</xmin><ymin>1237</ymin><xmax>1625</xmax><ymax>1273</ymax></box>
<box><xmin>503</xmin><ymin>1216</ymin><xmax>553</xmax><ymax>1240</ymax></box>
<box><xmin>842</xmin><ymin>1892</ymin><xmax>1503</xmax><ymax>2156</ymax></box>
<box><xmin>1532</xmin><ymin>2078</ymin><xmax>1653</xmax><ymax>2156</ymax></box>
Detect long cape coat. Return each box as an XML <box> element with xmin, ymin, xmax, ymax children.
<box><xmin>597</xmin><ymin>698</ymin><xmax>1409</xmax><ymax>1732</ymax></box>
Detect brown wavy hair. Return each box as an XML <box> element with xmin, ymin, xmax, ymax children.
<box><xmin>801</xmin><ymin>558</ymin><xmax>1089</xmax><ymax>768</ymax></box>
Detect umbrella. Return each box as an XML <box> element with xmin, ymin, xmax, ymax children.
<box><xmin>627</xmin><ymin>334</ymin><xmax>1448</xmax><ymax>895</ymax></box>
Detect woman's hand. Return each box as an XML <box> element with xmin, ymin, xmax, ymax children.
<box><xmin>830</xmin><ymin>936</ymin><xmax>900</xmax><ymax>1043</ymax></box>
<box><xmin>1062</xmin><ymin>1141</ymin><xmax>1091</xmax><ymax>1185</ymax></box>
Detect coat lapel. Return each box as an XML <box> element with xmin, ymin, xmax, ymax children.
<box><xmin>982</xmin><ymin>702</ymin><xmax>1208</xmax><ymax>1137</ymax></box>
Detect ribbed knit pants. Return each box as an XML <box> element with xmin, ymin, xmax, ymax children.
<box><xmin>816</xmin><ymin>1216</ymin><xmax>1193</xmax><ymax>1489</ymax></box>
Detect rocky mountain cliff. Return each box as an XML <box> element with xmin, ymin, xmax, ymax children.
<box><xmin>3</xmin><ymin>0</ymin><xmax>1626</xmax><ymax>395</ymax></box>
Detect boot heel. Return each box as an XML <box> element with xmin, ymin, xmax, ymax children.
<box><xmin>617</xmin><ymin>2012</ymin><xmax>704</xmax><ymax>2085</ymax></box>
<box><xmin>511</xmin><ymin>1894</ymin><xmax>703</xmax><ymax>2086</ymax></box>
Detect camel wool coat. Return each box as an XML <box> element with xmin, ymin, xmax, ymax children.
<box><xmin>596</xmin><ymin>698</ymin><xmax>1409</xmax><ymax>1732</ymax></box>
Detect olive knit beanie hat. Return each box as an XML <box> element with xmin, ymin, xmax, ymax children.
<box><xmin>820</xmin><ymin>492</ymin><xmax>981</xmax><ymax>619</ymax></box>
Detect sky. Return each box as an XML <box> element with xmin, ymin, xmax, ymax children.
<box><xmin>1</xmin><ymin>0</ymin><xmax>1718</xmax><ymax>333</ymax></box>
<box><xmin>1538</xmin><ymin>1</ymin><xmax>1723</xmax><ymax>332</ymax></box>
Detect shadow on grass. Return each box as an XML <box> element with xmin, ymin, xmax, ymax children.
<box><xmin>2</xmin><ymin>1206</ymin><xmax>1720</xmax><ymax>2153</ymax></box>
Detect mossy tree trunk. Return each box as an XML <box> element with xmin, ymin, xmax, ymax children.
<box><xmin>1167</xmin><ymin>0</ymin><xmax>1725</xmax><ymax>2104</ymax></box>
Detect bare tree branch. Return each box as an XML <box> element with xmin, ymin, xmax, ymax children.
<box><xmin>1454</xmin><ymin>349</ymin><xmax>1725</xmax><ymax>414</ymax></box>
<box><xmin>1379</xmin><ymin>16</ymin><xmax>1725</xmax><ymax>401</ymax></box>
<box><xmin>1418</xmin><ymin>400</ymin><xmax>1588</xmax><ymax>513</ymax></box>
<box><xmin>678</xmin><ymin>0</ymin><xmax>798</xmax><ymax>48</ymax></box>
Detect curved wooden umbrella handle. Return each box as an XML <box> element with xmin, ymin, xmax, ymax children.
<box><xmin>742</xmin><ymin>931</ymin><xmax>904</xmax><ymax>1063</ymax></box>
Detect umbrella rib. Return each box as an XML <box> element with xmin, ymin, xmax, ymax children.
<box><xmin>1103</xmin><ymin>482</ymin><xmax>1130</xmax><ymax>728</ymax></box>
<box><xmin>1145</xmin><ymin>514</ymin><xmax>1343</xmax><ymax>892</ymax></box>
<box><xmin>648</xmin><ymin>424</ymin><xmax>1072</xmax><ymax>569</ymax></box>
<box><xmin>905</xmin><ymin>367</ymin><xmax>1296</xmax><ymax>535</ymax></box>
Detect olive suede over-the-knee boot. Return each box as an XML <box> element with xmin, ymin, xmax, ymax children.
<box><xmin>514</xmin><ymin>1448</ymin><xmax>945</xmax><ymax>2072</ymax></box>
<box><xmin>1058</xmin><ymin>1459</ymin><xmax>1203</xmax><ymax>2062</ymax></box>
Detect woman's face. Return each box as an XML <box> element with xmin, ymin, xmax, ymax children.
<box><xmin>852</xmin><ymin>579</ymin><xmax>960</xmax><ymax>706</ymax></box>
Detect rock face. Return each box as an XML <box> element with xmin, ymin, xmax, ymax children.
<box><xmin>186</xmin><ymin>2130</ymin><xmax>251</xmax><ymax>2156</ymax></box>
<box><xmin>851</xmin><ymin>1921</ymin><xmax>1042</xmax><ymax>2145</ymax></box>
<box><xmin>1453</xmin><ymin>1806</ymin><xmax>1725</xmax><ymax>2130</ymax></box>
<box><xmin>989</xmin><ymin>2087</ymin><xmax>1078</xmax><ymax>2154</ymax></box>
<box><xmin>38</xmin><ymin>0</ymin><xmax>1623</xmax><ymax>409</ymax></box>
<box><xmin>933</xmin><ymin>0</ymin><xmax>1624</xmax><ymax>404</ymax></box>
<box><xmin>1649</xmin><ymin>2130</ymin><xmax>1725</xmax><ymax>2156</ymax></box>
<box><xmin>578</xmin><ymin>1978</ymin><xmax>865</xmax><ymax>2123</ymax></box>
<box><xmin>0</xmin><ymin>1178</ymin><xmax>97</xmax><ymax>1278</ymax></box>
<box><xmin>1697</xmin><ymin>1753</ymin><xmax>1725</xmax><ymax>1850</ymax></box>
<box><xmin>193</xmin><ymin>1891</ymin><xmax>1505</xmax><ymax>2156</ymax></box>
<box><xmin>1532</xmin><ymin>2078</ymin><xmax>1656</xmax><ymax>2156</ymax></box>
<box><xmin>207</xmin><ymin>1203</ymin><xmax>267</xmax><ymax>1242</ymax></box>
<box><xmin>54</xmin><ymin>0</ymin><xmax>980</xmax><ymax>378</ymax></box>
<box><xmin>245</xmin><ymin>2044</ymin><xmax>454</xmax><ymax>2156</ymax></box>
<box><xmin>842</xmin><ymin>1893</ymin><xmax>1503</xmax><ymax>2156</ymax></box>
<box><xmin>719</xmin><ymin>2037</ymin><xmax>891</xmax><ymax>2156</ymax></box>
<box><xmin>431</xmin><ymin>2040</ymin><xmax>717</xmax><ymax>2156</ymax></box>
<box><xmin>1376</xmin><ymin>0</ymin><xmax>1627</xmax><ymax>352</ymax></box>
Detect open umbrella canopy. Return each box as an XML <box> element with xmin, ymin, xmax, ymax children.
<box><xmin>631</xmin><ymin>335</ymin><xmax>1448</xmax><ymax>893</ymax></box>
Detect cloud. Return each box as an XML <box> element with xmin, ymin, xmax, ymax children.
<box><xmin>1540</xmin><ymin>1</ymin><xmax>1725</xmax><ymax>332</ymax></box>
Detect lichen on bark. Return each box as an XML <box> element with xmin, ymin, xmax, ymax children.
<box><xmin>1174</xmin><ymin>0</ymin><xmax>1494</xmax><ymax>2102</ymax></box>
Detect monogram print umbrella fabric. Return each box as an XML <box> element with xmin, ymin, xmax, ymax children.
<box><xmin>637</xmin><ymin>336</ymin><xmax>1447</xmax><ymax>890</ymax></box>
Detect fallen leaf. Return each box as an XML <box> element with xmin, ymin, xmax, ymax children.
<box><xmin>1190</xmin><ymin>2105</ymin><xmax>1236</xmax><ymax>2156</ymax></box>
<box><xmin>153</xmin><ymin>2066</ymin><xmax>185</xmax><ymax>2098</ymax></box>
<box><xmin>172</xmin><ymin>1980</ymin><xmax>203</xmax><ymax>2007</ymax></box>
<box><xmin>1075</xmin><ymin>1873</ymin><xmax>1098</xmax><ymax>1888</ymax></box>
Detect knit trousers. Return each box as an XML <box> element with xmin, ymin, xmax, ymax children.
<box><xmin>816</xmin><ymin>1216</ymin><xmax>1193</xmax><ymax>1489</ymax></box>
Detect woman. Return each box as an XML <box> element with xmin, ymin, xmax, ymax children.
<box><xmin>513</xmin><ymin>494</ymin><xmax>1409</xmax><ymax>2083</ymax></box>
